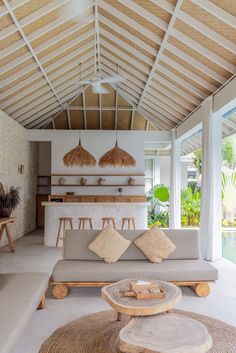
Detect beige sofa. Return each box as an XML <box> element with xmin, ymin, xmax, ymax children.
<box><xmin>51</xmin><ymin>229</ymin><xmax>218</xmax><ymax>298</ymax></box>
<box><xmin>0</xmin><ymin>272</ymin><xmax>49</xmax><ymax>353</ymax></box>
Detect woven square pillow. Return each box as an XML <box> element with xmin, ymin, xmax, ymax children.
<box><xmin>134</xmin><ymin>226</ymin><xmax>176</xmax><ymax>263</ymax></box>
<box><xmin>88</xmin><ymin>225</ymin><xmax>131</xmax><ymax>263</ymax></box>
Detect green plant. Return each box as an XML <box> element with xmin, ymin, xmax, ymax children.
<box><xmin>147</xmin><ymin>184</ymin><xmax>169</xmax><ymax>217</ymax></box>
<box><xmin>148</xmin><ymin>211</ymin><xmax>169</xmax><ymax>228</ymax></box>
<box><xmin>181</xmin><ymin>187</ymin><xmax>201</xmax><ymax>226</ymax></box>
<box><xmin>222</xmin><ymin>163</ymin><xmax>236</xmax><ymax>222</ymax></box>
<box><xmin>0</xmin><ymin>183</ymin><xmax>20</xmax><ymax>217</ymax></box>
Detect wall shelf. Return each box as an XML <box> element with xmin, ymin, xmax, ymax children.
<box><xmin>51</xmin><ymin>184</ymin><xmax>145</xmax><ymax>187</ymax></box>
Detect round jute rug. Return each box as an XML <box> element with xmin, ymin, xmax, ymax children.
<box><xmin>39</xmin><ymin>310</ymin><xmax>236</xmax><ymax>353</ymax></box>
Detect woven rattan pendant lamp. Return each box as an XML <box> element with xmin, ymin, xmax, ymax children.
<box><xmin>99</xmin><ymin>131</ymin><xmax>136</xmax><ymax>168</ymax></box>
<box><xmin>63</xmin><ymin>131</ymin><xmax>96</xmax><ymax>167</ymax></box>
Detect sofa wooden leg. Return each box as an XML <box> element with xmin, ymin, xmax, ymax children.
<box><xmin>190</xmin><ymin>283</ymin><xmax>210</xmax><ymax>297</ymax></box>
<box><xmin>37</xmin><ymin>294</ymin><xmax>46</xmax><ymax>309</ymax></box>
<box><xmin>52</xmin><ymin>284</ymin><xmax>69</xmax><ymax>299</ymax></box>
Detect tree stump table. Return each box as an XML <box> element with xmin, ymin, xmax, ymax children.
<box><xmin>101</xmin><ymin>278</ymin><xmax>182</xmax><ymax>319</ymax></box>
<box><xmin>118</xmin><ymin>314</ymin><xmax>213</xmax><ymax>353</ymax></box>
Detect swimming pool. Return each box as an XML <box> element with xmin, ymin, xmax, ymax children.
<box><xmin>222</xmin><ymin>231</ymin><xmax>236</xmax><ymax>264</ymax></box>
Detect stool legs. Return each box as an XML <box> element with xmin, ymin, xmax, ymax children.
<box><xmin>121</xmin><ymin>218</ymin><xmax>136</xmax><ymax>230</ymax></box>
<box><xmin>56</xmin><ymin>218</ymin><xmax>73</xmax><ymax>247</ymax></box>
<box><xmin>102</xmin><ymin>218</ymin><xmax>116</xmax><ymax>229</ymax></box>
<box><xmin>56</xmin><ymin>219</ymin><xmax>62</xmax><ymax>247</ymax></box>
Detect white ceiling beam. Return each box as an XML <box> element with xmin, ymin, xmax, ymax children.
<box><xmin>130</xmin><ymin>107</ymin><xmax>134</xmax><ymax>130</ymax></box>
<box><xmin>172</xmin><ymin>28</ymin><xmax>236</xmax><ymax>73</ymax></box>
<box><xmin>100</xmin><ymin>49</ymin><xmax>146</xmax><ymax>83</ymax></box>
<box><xmin>9</xmin><ymin>63</ymin><xmax>94</xmax><ymax>116</ymax></box>
<box><xmin>145</xmin><ymin>120</ymin><xmax>149</xmax><ymax>131</ymax></box>
<box><xmin>98</xmin><ymin>0</ymin><xmax>162</xmax><ymax>45</ymax></box>
<box><xmin>99</xmin><ymin>93</ymin><xmax>102</xmax><ymax>129</ymax></box>
<box><xmin>152</xmin><ymin>74</ymin><xmax>201</xmax><ymax>105</ymax></box>
<box><xmin>137</xmin><ymin>0</ymin><xmax>184</xmax><ymax>109</ymax></box>
<box><xmin>142</xmin><ymin>96</ymin><xmax>182</xmax><ymax>123</ymax></box>
<box><xmin>150</xmin><ymin>0</ymin><xmax>174</xmax><ymax>14</ymax></box>
<box><xmin>138</xmin><ymin>108</ymin><xmax>169</xmax><ymax>130</ymax></box>
<box><xmin>161</xmin><ymin>54</ymin><xmax>217</xmax><ymax>91</ymax></box>
<box><xmin>95</xmin><ymin>0</ymin><xmax>101</xmax><ymax>76</ymax></box>
<box><xmin>2</xmin><ymin>0</ymin><xmax>64</xmax><ymax>109</ymax></box>
<box><xmin>69</xmin><ymin>106</ymin><xmax>137</xmax><ymax>111</ymax></box>
<box><xmin>1</xmin><ymin>51</ymin><xmax>94</xmax><ymax>109</ymax></box>
<box><xmin>28</xmin><ymin>85</ymin><xmax>90</xmax><ymax>128</ymax></box>
<box><xmin>100</xmin><ymin>39</ymin><xmax>149</xmax><ymax>75</ymax></box>
<box><xmin>143</xmin><ymin>89</ymin><xmax>189</xmax><ymax>116</ymax></box>
<box><xmin>1</xmin><ymin>41</ymin><xmax>94</xmax><ymax>95</ymax></box>
<box><xmin>118</xmin><ymin>0</ymin><xmax>168</xmax><ymax>32</ymax></box>
<box><xmin>99</xmin><ymin>14</ymin><xmax>157</xmax><ymax>56</ymax></box>
<box><xmin>101</xmin><ymin>64</ymin><xmax>142</xmax><ymax>96</ymax></box>
<box><xmin>100</xmin><ymin>28</ymin><xmax>154</xmax><ymax>66</ymax></box>
<box><xmin>0</xmin><ymin>0</ymin><xmax>71</xmax><ymax>40</ymax></box>
<box><xmin>14</xmin><ymin>68</ymin><xmax>94</xmax><ymax>123</ymax></box>
<box><xmin>148</xmin><ymin>82</ymin><xmax>195</xmax><ymax>111</ymax></box>
<box><xmin>154</xmin><ymin>66</ymin><xmax>208</xmax><ymax>99</ymax></box>
<box><xmin>140</xmin><ymin>102</ymin><xmax>175</xmax><ymax>129</ymax></box>
<box><xmin>101</xmin><ymin>58</ymin><xmax>145</xmax><ymax>90</ymax></box>
<box><xmin>0</xmin><ymin>15</ymin><xmax>94</xmax><ymax>74</ymax></box>
<box><xmin>66</xmin><ymin>105</ymin><xmax>71</xmax><ymax>129</ymax></box>
<box><xmin>27</xmin><ymin>0</ymin><xmax>93</xmax><ymax>43</ymax></box>
<box><xmin>25</xmin><ymin>107</ymin><xmax>62</xmax><ymax>129</ymax></box>
<box><xmin>191</xmin><ymin>0</ymin><xmax>236</xmax><ymax>30</ymax></box>
<box><xmin>178</xmin><ymin>10</ymin><xmax>236</xmax><ymax>54</ymax></box>
<box><xmin>223</xmin><ymin>118</ymin><xmax>236</xmax><ymax>130</ymax></box>
<box><xmin>165</xmin><ymin>43</ymin><xmax>225</xmax><ymax>84</ymax></box>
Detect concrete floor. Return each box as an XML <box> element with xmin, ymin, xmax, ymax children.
<box><xmin>1</xmin><ymin>229</ymin><xmax>236</xmax><ymax>353</ymax></box>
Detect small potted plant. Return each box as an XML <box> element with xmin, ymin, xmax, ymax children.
<box><xmin>0</xmin><ymin>183</ymin><xmax>20</xmax><ymax>218</ymax></box>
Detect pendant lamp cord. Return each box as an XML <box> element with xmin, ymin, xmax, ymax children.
<box><xmin>115</xmin><ymin>130</ymin><xmax>118</xmax><ymax>146</ymax></box>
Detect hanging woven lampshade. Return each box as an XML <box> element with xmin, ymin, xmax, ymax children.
<box><xmin>99</xmin><ymin>132</ymin><xmax>136</xmax><ymax>168</ymax></box>
<box><xmin>63</xmin><ymin>135</ymin><xmax>96</xmax><ymax>167</ymax></box>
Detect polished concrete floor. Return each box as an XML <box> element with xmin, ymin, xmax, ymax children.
<box><xmin>1</xmin><ymin>229</ymin><xmax>236</xmax><ymax>353</ymax></box>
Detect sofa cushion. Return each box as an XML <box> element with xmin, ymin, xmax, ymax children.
<box><xmin>64</xmin><ymin>229</ymin><xmax>200</xmax><ymax>261</ymax></box>
<box><xmin>0</xmin><ymin>272</ymin><xmax>49</xmax><ymax>353</ymax></box>
<box><xmin>88</xmin><ymin>225</ymin><xmax>131</xmax><ymax>263</ymax></box>
<box><xmin>134</xmin><ymin>226</ymin><xmax>176</xmax><ymax>263</ymax></box>
<box><xmin>52</xmin><ymin>259</ymin><xmax>218</xmax><ymax>283</ymax></box>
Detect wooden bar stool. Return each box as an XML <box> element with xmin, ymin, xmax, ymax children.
<box><xmin>102</xmin><ymin>217</ymin><xmax>116</xmax><ymax>229</ymax></box>
<box><xmin>56</xmin><ymin>217</ymin><xmax>73</xmax><ymax>247</ymax></box>
<box><xmin>121</xmin><ymin>217</ymin><xmax>136</xmax><ymax>230</ymax></box>
<box><xmin>78</xmin><ymin>217</ymin><xmax>93</xmax><ymax>230</ymax></box>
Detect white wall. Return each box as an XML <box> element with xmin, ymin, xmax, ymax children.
<box><xmin>159</xmin><ymin>156</ymin><xmax>188</xmax><ymax>189</ymax></box>
<box><xmin>0</xmin><ymin>110</ymin><xmax>38</xmax><ymax>246</ymax></box>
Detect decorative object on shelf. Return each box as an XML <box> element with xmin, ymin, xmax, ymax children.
<box><xmin>99</xmin><ymin>132</ymin><xmax>136</xmax><ymax>168</ymax></box>
<box><xmin>18</xmin><ymin>164</ymin><xmax>24</xmax><ymax>174</ymax></box>
<box><xmin>98</xmin><ymin>177</ymin><xmax>106</xmax><ymax>185</ymax></box>
<box><xmin>118</xmin><ymin>187</ymin><xmax>123</xmax><ymax>196</ymax></box>
<box><xmin>58</xmin><ymin>177</ymin><xmax>66</xmax><ymax>185</ymax></box>
<box><xmin>63</xmin><ymin>131</ymin><xmax>96</xmax><ymax>167</ymax></box>
<box><xmin>128</xmin><ymin>177</ymin><xmax>135</xmax><ymax>185</ymax></box>
<box><xmin>80</xmin><ymin>177</ymin><xmax>87</xmax><ymax>186</ymax></box>
<box><xmin>66</xmin><ymin>192</ymin><xmax>75</xmax><ymax>195</ymax></box>
<box><xmin>0</xmin><ymin>183</ymin><xmax>20</xmax><ymax>218</ymax></box>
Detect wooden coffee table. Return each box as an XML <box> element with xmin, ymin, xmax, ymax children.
<box><xmin>101</xmin><ymin>278</ymin><xmax>182</xmax><ymax>319</ymax></box>
<box><xmin>118</xmin><ymin>314</ymin><xmax>213</xmax><ymax>353</ymax></box>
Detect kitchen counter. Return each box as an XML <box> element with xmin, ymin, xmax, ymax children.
<box><xmin>42</xmin><ymin>201</ymin><xmax>148</xmax><ymax>246</ymax></box>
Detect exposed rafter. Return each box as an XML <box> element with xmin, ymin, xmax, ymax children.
<box><xmin>137</xmin><ymin>0</ymin><xmax>184</xmax><ymax>109</ymax></box>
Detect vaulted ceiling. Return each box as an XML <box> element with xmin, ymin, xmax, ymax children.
<box><xmin>0</xmin><ymin>0</ymin><xmax>235</xmax><ymax>130</ymax></box>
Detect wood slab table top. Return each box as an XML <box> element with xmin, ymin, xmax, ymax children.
<box><xmin>118</xmin><ymin>314</ymin><xmax>213</xmax><ymax>353</ymax></box>
<box><xmin>101</xmin><ymin>278</ymin><xmax>182</xmax><ymax>316</ymax></box>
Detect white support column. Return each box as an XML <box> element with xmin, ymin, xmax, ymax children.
<box><xmin>200</xmin><ymin>96</ymin><xmax>222</xmax><ymax>261</ymax></box>
<box><xmin>169</xmin><ymin>128</ymin><xmax>181</xmax><ymax>228</ymax></box>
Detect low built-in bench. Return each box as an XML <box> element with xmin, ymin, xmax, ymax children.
<box><xmin>0</xmin><ymin>272</ymin><xmax>49</xmax><ymax>353</ymax></box>
<box><xmin>51</xmin><ymin>229</ymin><xmax>218</xmax><ymax>298</ymax></box>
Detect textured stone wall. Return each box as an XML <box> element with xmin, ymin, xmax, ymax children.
<box><xmin>0</xmin><ymin>110</ymin><xmax>38</xmax><ymax>246</ymax></box>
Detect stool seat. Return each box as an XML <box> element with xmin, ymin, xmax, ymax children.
<box><xmin>121</xmin><ymin>217</ymin><xmax>136</xmax><ymax>230</ymax></box>
<box><xmin>102</xmin><ymin>217</ymin><xmax>116</xmax><ymax>229</ymax></box>
<box><xmin>78</xmin><ymin>217</ymin><xmax>93</xmax><ymax>230</ymax></box>
<box><xmin>56</xmin><ymin>217</ymin><xmax>73</xmax><ymax>247</ymax></box>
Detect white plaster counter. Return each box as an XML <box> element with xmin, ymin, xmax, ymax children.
<box><xmin>42</xmin><ymin>202</ymin><xmax>148</xmax><ymax>246</ymax></box>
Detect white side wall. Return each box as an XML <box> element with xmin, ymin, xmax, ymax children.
<box><xmin>0</xmin><ymin>110</ymin><xmax>38</xmax><ymax>246</ymax></box>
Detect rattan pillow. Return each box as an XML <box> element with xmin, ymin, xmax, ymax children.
<box><xmin>134</xmin><ymin>226</ymin><xmax>176</xmax><ymax>263</ymax></box>
<box><xmin>88</xmin><ymin>225</ymin><xmax>131</xmax><ymax>263</ymax></box>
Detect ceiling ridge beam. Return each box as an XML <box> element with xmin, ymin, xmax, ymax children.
<box><xmin>2</xmin><ymin>0</ymin><xmax>64</xmax><ymax>109</ymax></box>
<box><xmin>137</xmin><ymin>0</ymin><xmax>184</xmax><ymax>109</ymax></box>
<box><xmin>95</xmin><ymin>0</ymin><xmax>101</xmax><ymax>76</ymax></box>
